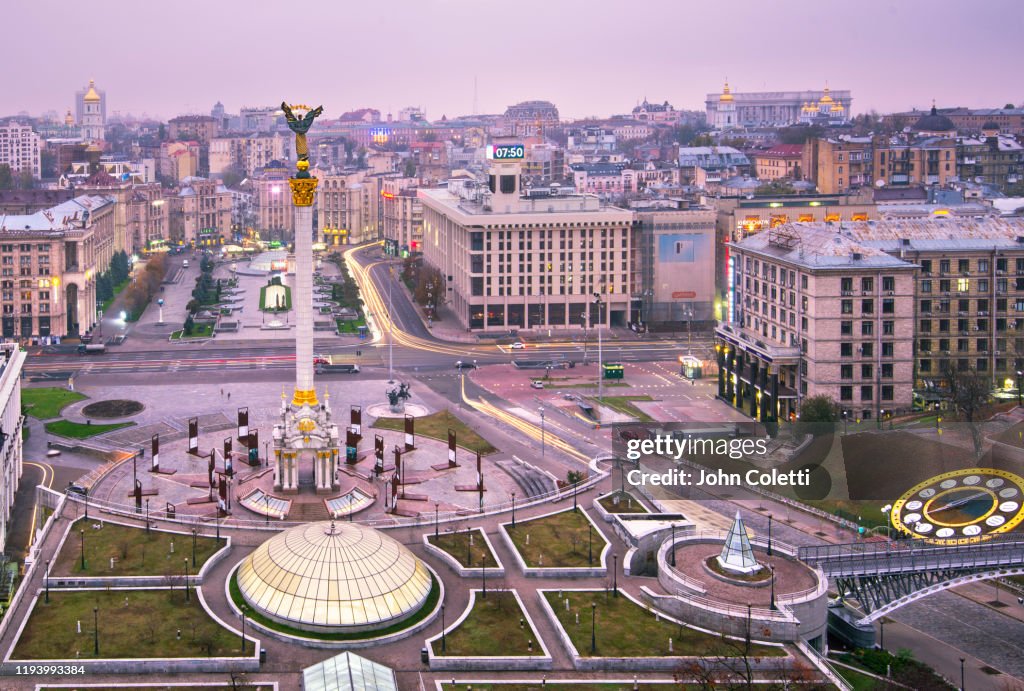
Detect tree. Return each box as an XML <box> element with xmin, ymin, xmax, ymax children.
<box><xmin>17</xmin><ymin>169</ymin><xmax>35</xmax><ymax>190</ymax></box>
<box><xmin>800</xmin><ymin>395</ymin><xmax>840</xmax><ymax>423</ymax></box>
<box><xmin>403</xmin><ymin>158</ymin><xmax>417</xmax><ymax>178</ymax></box>
<box><xmin>183</xmin><ymin>314</ymin><xmax>195</xmax><ymax>336</ymax></box>
<box><xmin>778</xmin><ymin>125</ymin><xmax>823</xmax><ymax>145</ymax></box>
<box><xmin>0</xmin><ymin>164</ymin><xmax>13</xmax><ymax>190</ymax></box>
<box><xmin>944</xmin><ymin>365</ymin><xmax>991</xmax><ymax>457</ymax></box>
<box><xmin>1005</xmin><ymin>103</ymin><xmax>1016</xmax><ymax>110</ymax></box>
<box><xmin>220</xmin><ymin>165</ymin><xmax>245</xmax><ymax>190</ymax></box>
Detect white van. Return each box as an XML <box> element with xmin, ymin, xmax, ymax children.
<box><xmin>182</xmin><ymin>259</ymin><xmax>190</xmax><ymax>268</ymax></box>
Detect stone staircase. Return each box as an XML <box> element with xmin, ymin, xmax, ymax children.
<box><xmin>286</xmin><ymin>499</ymin><xmax>331</xmax><ymax>522</ymax></box>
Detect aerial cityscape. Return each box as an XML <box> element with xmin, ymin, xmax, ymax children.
<box><xmin>0</xmin><ymin>2</ymin><xmax>1023</xmax><ymax>690</ymax></box>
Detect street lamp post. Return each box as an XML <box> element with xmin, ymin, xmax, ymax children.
<box><xmin>511</xmin><ymin>492</ymin><xmax>516</xmax><ymax>528</ymax></box>
<box><xmin>594</xmin><ymin>292</ymin><xmax>605</xmax><ymax>403</ymax></box>
<box><xmin>441</xmin><ymin>604</ymin><xmax>447</xmax><ymax>652</ymax></box>
<box><xmin>80</xmin><ymin>529</ymin><xmax>86</xmax><ymax>571</ymax></box>
<box><xmin>539</xmin><ymin>406</ymin><xmax>546</xmax><ymax>458</ymax></box>
<box><xmin>84</xmin><ymin>487</ymin><xmax>89</xmax><ymax>520</ymax></box>
<box><xmin>670</xmin><ymin>523</ymin><xmax>676</xmax><ymax>567</ymax></box>
<box><xmin>192</xmin><ymin>528</ymin><xmax>197</xmax><ymax>566</ymax></box>
<box><xmin>184</xmin><ymin>558</ymin><xmax>190</xmax><ymax>602</ymax></box>
<box><xmin>960</xmin><ymin>657</ymin><xmax>966</xmax><ymax>691</ymax></box>
<box><xmin>769</xmin><ymin>565</ymin><xmax>777</xmax><ymax>611</ymax></box>
<box><xmin>387</xmin><ymin>267</ymin><xmax>394</xmax><ymax>384</ymax></box>
<box><xmin>1017</xmin><ymin>370</ymin><xmax>1022</xmax><ymax>407</ymax></box>
<box><xmin>590</xmin><ymin>602</ymin><xmax>597</xmax><ymax>653</ymax></box>
<box><xmin>264</xmin><ymin>494</ymin><xmax>270</xmax><ymax>525</ymax></box>
<box><xmin>241</xmin><ymin>608</ymin><xmax>247</xmax><ymax>654</ymax></box>
<box><xmin>434</xmin><ymin>502</ymin><xmax>440</xmax><ymax>538</ymax></box>
<box><xmin>767</xmin><ymin>514</ymin><xmax>773</xmax><ymax>556</ymax></box>
<box><xmin>93</xmin><ymin>606</ymin><xmax>99</xmax><ymax>656</ymax></box>
<box><xmin>481</xmin><ymin>553</ymin><xmax>487</xmax><ymax>598</ymax></box>
<box><xmin>145</xmin><ymin>499</ymin><xmax>149</xmax><ymax>534</ymax></box>
<box><xmin>612</xmin><ymin>553</ymin><xmax>618</xmax><ymax>597</ymax></box>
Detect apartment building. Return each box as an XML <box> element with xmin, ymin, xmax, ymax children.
<box><xmin>956</xmin><ymin>133</ymin><xmax>1023</xmax><ymax>192</ymax></box>
<box><xmin>381</xmin><ymin>178</ymin><xmax>422</xmax><ymax>256</ymax></box>
<box><xmin>176</xmin><ymin>177</ymin><xmax>232</xmax><ymax>246</ymax></box>
<box><xmin>167</xmin><ymin>115</ymin><xmax>219</xmax><ymax>145</ymax></box>
<box><xmin>209</xmin><ymin>134</ymin><xmax>286</xmax><ymax>176</ymax></box>
<box><xmin>717</xmin><ymin>224</ymin><xmax>917</xmax><ymax>423</ymax></box>
<box><xmin>802</xmin><ymin>137</ymin><xmax>873</xmax><ymax>194</ymax></box>
<box><xmin>754</xmin><ymin>144</ymin><xmax>803</xmax><ymax>181</ymax></box>
<box><xmin>717</xmin><ymin>217</ymin><xmax>1024</xmax><ymax>422</ymax></box>
<box><xmin>420</xmin><ymin>158</ymin><xmax>632</xmax><ymax>331</ymax></box>
<box><xmin>251</xmin><ymin>161</ymin><xmax>293</xmax><ymax>242</ymax></box>
<box><xmin>317</xmin><ymin>171</ymin><xmax>379</xmax><ymax>247</ymax></box>
<box><xmin>0</xmin><ymin>124</ymin><xmax>41</xmax><ymax>179</ymax></box>
<box><xmin>873</xmin><ymin>135</ymin><xmax>957</xmax><ymax>188</ymax></box>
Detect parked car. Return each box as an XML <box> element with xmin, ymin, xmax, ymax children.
<box><xmin>511</xmin><ymin>341</ymin><xmax>525</xmax><ymax>349</ymax></box>
<box><xmin>531</xmin><ymin>380</ymin><xmax>545</xmax><ymax>389</ymax></box>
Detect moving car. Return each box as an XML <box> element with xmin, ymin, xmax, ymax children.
<box><xmin>531</xmin><ymin>380</ymin><xmax>545</xmax><ymax>389</ymax></box>
<box><xmin>455</xmin><ymin>360</ymin><xmax>477</xmax><ymax>370</ymax></box>
<box><xmin>511</xmin><ymin>341</ymin><xmax>525</xmax><ymax>349</ymax></box>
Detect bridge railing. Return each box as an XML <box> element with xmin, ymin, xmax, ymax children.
<box><xmin>801</xmin><ymin>538</ymin><xmax>1024</xmax><ymax>577</ymax></box>
<box><xmin>799</xmin><ymin>534</ymin><xmax>1024</xmax><ymax>562</ymax></box>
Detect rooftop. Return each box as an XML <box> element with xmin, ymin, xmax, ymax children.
<box><xmin>0</xmin><ymin>195</ymin><xmax>112</xmax><ymax>233</ymax></box>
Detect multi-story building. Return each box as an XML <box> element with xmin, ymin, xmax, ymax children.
<box><xmin>251</xmin><ymin>161</ymin><xmax>293</xmax><ymax>242</ymax></box>
<box><xmin>956</xmin><ymin>132</ymin><xmax>1023</xmax><ymax>192</ymax></box>
<box><xmin>75</xmin><ymin>80</ymin><xmax>105</xmax><ymax>142</ymax></box>
<box><xmin>126</xmin><ymin>184</ymin><xmax>169</xmax><ymax>251</ymax></box>
<box><xmin>503</xmin><ymin>101</ymin><xmax>559</xmax><ymax>138</ymax></box>
<box><xmin>630</xmin><ymin>99</ymin><xmax>681</xmax><ymax>125</ymax></box>
<box><xmin>566</xmin><ymin>126</ymin><xmax>616</xmax><ymax>152</ymax></box>
<box><xmin>0</xmin><ymin>124</ymin><xmax>41</xmax><ymax>179</ymax></box>
<box><xmin>633</xmin><ymin>207</ymin><xmax>717</xmax><ymax>328</ymax></box>
<box><xmin>0</xmin><ymin>190</ymin><xmax>74</xmax><ymax>216</ymax></box>
<box><xmin>167</xmin><ymin>115</ymin><xmax>219</xmax><ymax>145</ymax></box>
<box><xmin>706</xmin><ymin>84</ymin><xmax>852</xmax><ymax>129</ymax></box>
<box><xmin>521</xmin><ymin>143</ymin><xmax>565</xmax><ymax>185</ymax></box>
<box><xmin>209</xmin><ymin>134</ymin><xmax>287</xmax><ymax>176</ymax></box>
<box><xmin>802</xmin><ymin>137</ymin><xmax>873</xmax><ymax>194</ymax></box>
<box><xmin>382</xmin><ymin>178</ymin><xmax>422</xmax><ymax>257</ymax></box>
<box><xmin>717</xmin><ymin>224</ymin><xmax>917</xmax><ymax>423</ymax></box>
<box><xmin>753</xmin><ymin>144</ymin><xmax>804</xmax><ymax>181</ymax></box>
<box><xmin>0</xmin><ymin>343</ymin><xmax>26</xmax><ymax>554</ymax></box>
<box><xmin>678</xmin><ymin>147</ymin><xmax>751</xmax><ymax>185</ymax></box>
<box><xmin>175</xmin><ymin>177</ymin><xmax>232</xmax><ymax>246</ymax></box>
<box><xmin>885</xmin><ymin>107</ymin><xmax>1024</xmax><ymax>137</ymax></box>
<box><xmin>420</xmin><ymin>157</ymin><xmax>633</xmax><ymax>331</ymax></box>
<box><xmin>0</xmin><ymin>195</ymin><xmax>116</xmax><ymax>338</ymax></box>
<box><xmin>159</xmin><ymin>141</ymin><xmax>200</xmax><ymax>182</ymax></box>
<box><xmin>873</xmin><ymin>135</ymin><xmax>957</xmax><ymax>188</ymax></box>
<box><xmin>571</xmin><ymin>162</ymin><xmax>633</xmax><ymax>198</ymax></box>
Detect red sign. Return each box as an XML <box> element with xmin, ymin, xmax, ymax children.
<box><xmin>672</xmin><ymin>291</ymin><xmax>697</xmax><ymax>299</ymax></box>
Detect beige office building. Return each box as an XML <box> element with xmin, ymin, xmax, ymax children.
<box><xmin>420</xmin><ymin>159</ymin><xmax>632</xmax><ymax>331</ymax></box>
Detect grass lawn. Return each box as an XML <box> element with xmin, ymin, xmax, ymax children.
<box><xmin>13</xmin><ymin>589</ymin><xmax>244</xmax><ymax>660</ymax></box>
<box><xmin>228</xmin><ymin>570</ymin><xmax>441</xmax><ymax>641</ymax></box>
<box><xmin>22</xmin><ymin>387</ymin><xmax>86</xmax><ymax>420</ymax></box>
<box><xmin>170</xmin><ymin>323</ymin><xmax>215</xmax><ymax>339</ymax></box>
<box><xmin>44</xmin><ymin>420</ymin><xmax>133</xmax><ymax>439</ymax></box>
<box><xmin>259</xmin><ymin>283</ymin><xmax>292</xmax><ymax>312</ymax></box>
<box><xmin>99</xmin><ymin>278</ymin><xmax>130</xmax><ymax>315</ymax></box>
<box><xmin>835</xmin><ymin>665</ymin><xmax>886</xmax><ymax>691</ymax></box>
<box><xmin>505</xmin><ymin>509</ymin><xmax>607</xmax><ymax>568</ymax></box>
<box><xmin>593</xmin><ymin>395</ymin><xmax>655</xmax><ymax>422</ymax></box>
<box><xmin>336</xmin><ymin>316</ymin><xmax>367</xmax><ymax>334</ymax></box>
<box><xmin>433</xmin><ymin>590</ymin><xmax>539</xmax><ymax>657</ymax></box>
<box><xmin>53</xmin><ymin>519</ymin><xmax>222</xmax><ymax>577</ymax></box>
<box><xmin>597</xmin><ymin>491</ymin><xmax>649</xmax><ymax>514</ymax></box>
<box><xmin>373</xmin><ymin>409</ymin><xmax>498</xmax><ymax>455</ymax></box>
<box><xmin>427</xmin><ymin>528</ymin><xmax>496</xmax><ymax>568</ymax></box>
<box><xmin>543</xmin><ymin>590</ymin><xmax>784</xmax><ymax>658</ymax></box>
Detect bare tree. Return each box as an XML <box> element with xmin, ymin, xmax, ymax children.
<box><xmin>944</xmin><ymin>365</ymin><xmax>991</xmax><ymax>457</ymax></box>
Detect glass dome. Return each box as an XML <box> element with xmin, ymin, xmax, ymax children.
<box><xmin>237</xmin><ymin>521</ymin><xmax>432</xmax><ymax>633</ymax></box>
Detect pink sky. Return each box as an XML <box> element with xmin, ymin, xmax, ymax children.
<box><xmin>6</xmin><ymin>0</ymin><xmax>1023</xmax><ymax>121</ymax></box>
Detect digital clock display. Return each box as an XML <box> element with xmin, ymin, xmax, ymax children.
<box><xmin>486</xmin><ymin>144</ymin><xmax>525</xmax><ymax>160</ymax></box>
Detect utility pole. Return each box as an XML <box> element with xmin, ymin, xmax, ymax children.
<box><xmin>594</xmin><ymin>291</ymin><xmax>604</xmax><ymax>403</ymax></box>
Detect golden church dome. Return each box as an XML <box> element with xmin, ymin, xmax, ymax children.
<box><xmin>719</xmin><ymin>82</ymin><xmax>734</xmax><ymax>102</ymax></box>
<box><xmin>83</xmin><ymin>80</ymin><xmax>101</xmax><ymax>103</ymax></box>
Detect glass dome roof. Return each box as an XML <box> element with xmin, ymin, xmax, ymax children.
<box><xmin>237</xmin><ymin>521</ymin><xmax>432</xmax><ymax>632</ymax></box>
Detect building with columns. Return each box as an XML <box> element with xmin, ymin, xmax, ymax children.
<box><xmin>420</xmin><ymin>154</ymin><xmax>633</xmax><ymax>331</ymax></box>
<box><xmin>706</xmin><ymin>84</ymin><xmax>852</xmax><ymax>129</ymax></box>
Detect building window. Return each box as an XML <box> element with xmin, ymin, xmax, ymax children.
<box><xmin>841</xmin><ymin>364</ymin><xmax>853</xmax><ymax>379</ymax></box>
<box><xmin>882</xmin><ymin>276</ymin><xmax>895</xmax><ymax>291</ymax></box>
<box><xmin>882</xmin><ymin>385</ymin><xmax>894</xmax><ymax>401</ymax></box>
<box><xmin>861</xmin><ymin>364</ymin><xmax>873</xmax><ymax>378</ymax></box>
<box><xmin>841</xmin><ymin>300</ymin><xmax>853</xmax><ymax>314</ymax></box>
<box><xmin>841</xmin><ymin>321</ymin><xmax>852</xmax><ymax>336</ymax></box>
<box><xmin>861</xmin><ymin>322</ymin><xmax>873</xmax><ymax>336</ymax></box>
<box><xmin>841</xmin><ymin>342</ymin><xmax>853</xmax><ymax>357</ymax></box>
<box><xmin>840</xmin><ymin>386</ymin><xmax>853</xmax><ymax>401</ymax></box>
<box><xmin>860</xmin><ymin>385</ymin><xmax>873</xmax><ymax>401</ymax></box>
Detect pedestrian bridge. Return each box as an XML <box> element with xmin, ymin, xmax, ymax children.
<box><xmin>798</xmin><ymin>536</ymin><xmax>1024</xmax><ymax>624</ymax></box>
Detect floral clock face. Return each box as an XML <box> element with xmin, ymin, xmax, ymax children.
<box><xmin>890</xmin><ymin>469</ymin><xmax>1024</xmax><ymax>544</ymax></box>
